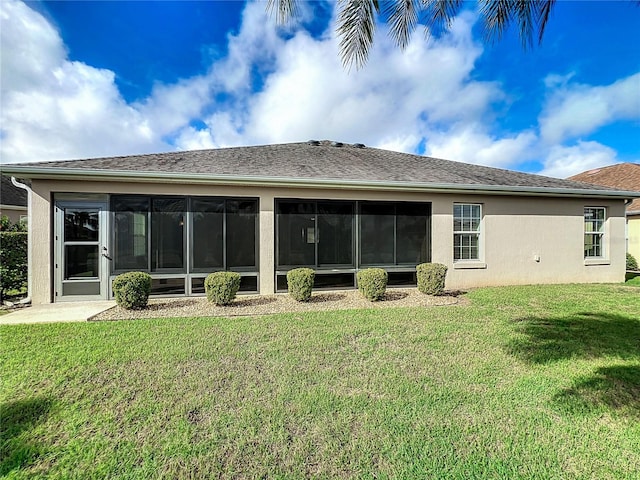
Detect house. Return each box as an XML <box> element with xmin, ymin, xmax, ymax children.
<box><xmin>0</xmin><ymin>175</ymin><xmax>28</xmax><ymax>224</ymax></box>
<box><xmin>1</xmin><ymin>140</ymin><xmax>637</xmax><ymax>305</ymax></box>
<box><xmin>569</xmin><ymin>163</ymin><xmax>640</xmax><ymax>262</ymax></box>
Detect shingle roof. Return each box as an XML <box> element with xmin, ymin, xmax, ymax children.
<box><xmin>569</xmin><ymin>163</ymin><xmax>640</xmax><ymax>214</ymax></box>
<box><xmin>0</xmin><ymin>175</ymin><xmax>27</xmax><ymax>207</ymax></box>
<box><xmin>1</xmin><ymin>141</ymin><xmax>637</xmax><ymax>198</ymax></box>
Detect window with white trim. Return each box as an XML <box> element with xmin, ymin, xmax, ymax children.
<box><xmin>584</xmin><ymin>207</ymin><xmax>605</xmax><ymax>258</ymax></box>
<box><xmin>453</xmin><ymin>203</ymin><xmax>481</xmax><ymax>261</ymax></box>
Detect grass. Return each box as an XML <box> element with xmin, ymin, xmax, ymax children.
<box><xmin>2</xmin><ymin>284</ymin><xmax>639</xmax><ymax>479</ymax></box>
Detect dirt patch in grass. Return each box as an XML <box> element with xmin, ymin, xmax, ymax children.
<box><xmin>92</xmin><ymin>288</ymin><xmax>465</xmax><ymax>321</ymax></box>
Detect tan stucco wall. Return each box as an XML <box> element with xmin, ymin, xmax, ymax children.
<box><xmin>628</xmin><ymin>215</ymin><xmax>640</xmax><ymax>263</ymax></box>
<box><xmin>28</xmin><ymin>179</ymin><xmax>628</xmax><ymax>304</ymax></box>
<box><xmin>30</xmin><ymin>183</ymin><xmax>53</xmax><ymax>304</ymax></box>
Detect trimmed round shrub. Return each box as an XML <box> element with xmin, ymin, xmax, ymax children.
<box><xmin>357</xmin><ymin>268</ymin><xmax>388</xmax><ymax>301</ymax></box>
<box><xmin>417</xmin><ymin>263</ymin><xmax>448</xmax><ymax>295</ymax></box>
<box><xmin>287</xmin><ymin>268</ymin><xmax>315</xmax><ymax>302</ymax></box>
<box><xmin>112</xmin><ymin>272</ymin><xmax>152</xmax><ymax>310</ymax></box>
<box><xmin>627</xmin><ymin>253</ymin><xmax>639</xmax><ymax>271</ymax></box>
<box><xmin>205</xmin><ymin>271</ymin><xmax>241</xmax><ymax>305</ymax></box>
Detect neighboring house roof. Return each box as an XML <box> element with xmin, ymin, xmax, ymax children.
<box><xmin>569</xmin><ymin>163</ymin><xmax>640</xmax><ymax>214</ymax></box>
<box><xmin>2</xmin><ymin>141</ymin><xmax>638</xmax><ymax>199</ymax></box>
<box><xmin>0</xmin><ymin>175</ymin><xmax>27</xmax><ymax>208</ymax></box>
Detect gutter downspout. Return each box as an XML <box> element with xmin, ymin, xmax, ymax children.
<box><xmin>10</xmin><ymin>177</ymin><xmax>32</xmax><ymax>305</ymax></box>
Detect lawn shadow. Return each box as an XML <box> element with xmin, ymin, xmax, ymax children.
<box><xmin>382</xmin><ymin>291</ymin><xmax>409</xmax><ymax>301</ymax></box>
<box><xmin>553</xmin><ymin>365</ymin><xmax>640</xmax><ymax>419</ymax></box>
<box><xmin>229</xmin><ymin>296</ymin><xmax>277</xmax><ymax>308</ymax></box>
<box><xmin>507</xmin><ymin>312</ymin><xmax>640</xmax><ymax>364</ymax></box>
<box><xmin>0</xmin><ymin>397</ymin><xmax>54</xmax><ymax>476</ymax></box>
<box><xmin>145</xmin><ymin>299</ymin><xmax>198</xmax><ymax>310</ymax></box>
<box><xmin>308</xmin><ymin>292</ymin><xmax>348</xmax><ymax>303</ymax></box>
<box><xmin>443</xmin><ymin>289</ymin><xmax>467</xmax><ymax>297</ymax></box>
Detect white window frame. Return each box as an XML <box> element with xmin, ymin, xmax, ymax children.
<box><xmin>584</xmin><ymin>206</ymin><xmax>606</xmax><ymax>259</ymax></box>
<box><xmin>453</xmin><ymin>203</ymin><xmax>482</xmax><ymax>263</ymax></box>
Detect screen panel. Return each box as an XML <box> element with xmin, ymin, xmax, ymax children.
<box><xmin>359</xmin><ymin>202</ymin><xmax>394</xmax><ymax>265</ymax></box>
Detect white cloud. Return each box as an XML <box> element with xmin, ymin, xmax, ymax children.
<box><xmin>540</xmin><ymin>141</ymin><xmax>620</xmax><ymax>178</ymax></box>
<box><xmin>136</xmin><ymin>77</ymin><xmax>213</xmax><ymax>135</ymax></box>
<box><xmin>0</xmin><ymin>0</ymin><xmax>522</xmax><ymax>168</ymax></box>
<box><xmin>0</xmin><ymin>0</ymin><xmax>171</xmax><ymax>162</ymax></box>
<box><xmin>425</xmin><ymin>125</ymin><xmax>538</xmax><ymax>168</ymax></box>
<box><xmin>539</xmin><ymin>72</ymin><xmax>640</xmax><ymax>144</ymax></box>
<box><xmin>0</xmin><ymin>0</ymin><xmax>64</xmax><ymax>92</ymax></box>
<box><xmin>175</xmin><ymin>8</ymin><xmax>506</xmax><ymax>159</ymax></box>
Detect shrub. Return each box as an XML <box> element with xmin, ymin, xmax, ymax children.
<box><xmin>0</xmin><ymin>230</ymin><xmax>27</xmax><ymax>301</ymax></box>
<box><xmin>627</xmin><ymin>253</ymin><xmax>639</xmax><ymax>271</ymax></box>
<box><xmin>287</xmin><ymin>268</ymin><xmax>315</xmax><ymax>302</ymax></box>
<box><xmin>112</xmin><ymin>272</ymin><xmax>152</xmax><ymax>310</ymax></box>
<box><xmin>417</xmin><ymin>263</ymin><xmax>448</xmax><ymax>295</ymax></box>
<box><xmin>205</xmin><ymin>271</ymin><xmax>241</xmax><ymax>305</ymax></box>
<box><xmin>357</xmin><ymin>268</ymin><xmax>388</xmax><ymax>301</ymax></box>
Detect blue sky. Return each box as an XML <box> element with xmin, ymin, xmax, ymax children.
<box><xmin>1</xmin><ymin>0</ymin><xmax>639</xmax><ymax>178</ymax></box>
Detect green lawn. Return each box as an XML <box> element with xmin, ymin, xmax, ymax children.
<box><xmin>2</xmin><ymin>284</ymin><xmax>639</xmax><ymax>479</ymax></box>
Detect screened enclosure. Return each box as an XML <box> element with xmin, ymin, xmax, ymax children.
<box><xmin>276</xmin><ymin>199</ymin><xmax>431</xmax><ymax>290</ymax></box>
<box><xmin>111</xmin><ymin>195</ymin><xmax>259</xmax><ymax>295</ymax></box>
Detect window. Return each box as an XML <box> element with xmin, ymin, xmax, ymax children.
<box><xmin>317</xmin><ymin>202</ymin><xmax>354</xmax><ymax>266</ymax></box>
<box><xmin>113</xmin><ymin>196</ymin><xmax>149</xmax><ymax>271</ymax></box>
<box><xmin>276</xmin><ymin>200</ymin><xmax>355</xmax><ymax>268</ymax></box>
<box><xmin>277</xmin><ymin>201</ymin><xmax>317</xmax><ymax>267</ymax></box>
<box><xmin>225</xmin><ymin>200</ymin><xmax>258</xmax><ymax>268</ymax></box>
<box><xmin>191</xmin><ymin>198</ymin><xmax>224</xmax><ymax>270</ymax></box>
<box><xmin>396</xmin><ymin>203</ymin><xmax>430</xmax><ymax>264</ymax></box>
<box><xmin>584</xmin><ymin>207</ymin><xmax>605</xmax><ymax>258</ymax></box>
<box><xmin>359</xmin><ymin>202</ymin><xmax>431</xmax><ymax>266</ymax></box>
<box><xmin>276</xmin><ymin>200</ymin><xmax>431</xmax><ymax>269</ymax></box>
<box><xmin>151</xmin><ymin>197</ymin><xmax>186</xmax><ymax>271</ymax></box>
<box><xmin>190</xmin><ymin>197</ymin><xmax>258</xmax><ymax>271</ymax></box>
<box><xmin>275</xmin><ymin>199</ymin><xmax>431</xmax><ymax>290</ymax></box>
<box><xmin>359</xmin><ymin>203</ymin><xmax>395</xmax><ymax>265</ymax></box>
<box><xmin>453</xmin><ymin>203</ymin><xmax>481</xmax><ymax>261</ymax></box>
<box><xmin>112</xmin><ymin>195</ymin><xmax>258</xmax><ymax>274</ymax></box>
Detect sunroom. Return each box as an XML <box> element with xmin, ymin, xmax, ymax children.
<box><xmin>275</xmin><ymin>199</ymin><xmax>432</xmax><ymax>291</ymax></box>
<box><xmin>56</xmin><ymin>194</ymin><xmax>259</xmax><ymax>300</ymax></box>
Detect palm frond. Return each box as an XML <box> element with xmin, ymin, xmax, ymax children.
<box><xmin>536</xmin><ymin>0</ymin><xmax>556</xmax><ymax>44</ymax></box>
<box><xmin>421</xmin><ymin>0</ymin><xmax>463</xmax><ymax>34</ymax></box>
<box><xmin>266</xmin><ymin>0</ymin><xmax>565</xmax><ymax>71</ymax></box>
<box><xmin>385</xmin><ymin>0</ymin><xmax>421</xmax><ymax>49</ymax></box>
<box><xmin>479</xmin><ymin>0</ymin><xmax>514</xmax><ymax>45</ymax></box>
<box><xmin>515</xmin><ymin>0</ymin><xmax>537</xmax><ymax>47</ymax></box>
<box><xmin>267</xmin><ymin>0</ymin><xmax>299</xmax><ymax>24</ymax></box>
<box><xmin>480</xmin><ymin>0</ymin><xmax>557</xmax><ymax>47</ymax></box>
<box><xmin>337</xmin><ymin>0</ymin><xmax>381</xmax><ymax>70</ymax></box>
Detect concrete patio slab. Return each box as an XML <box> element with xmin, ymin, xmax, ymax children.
<box><xmin>0</xmin><ymin>301</ymin><xmax>116</xmax><ymax>325</ymax></box>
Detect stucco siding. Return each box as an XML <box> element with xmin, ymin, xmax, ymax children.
<box><xmin>30</xmin><ymin>182</ymin><xmax>54</xmax><ymax>304</ymax></box>
<box><xmin>28</xmin><ymin>178</ymin><xmax>628</xmax><ymax>304</ymax></box>
<box><xmin>258</xmin><ymin>191</ymin><xmax>276</xmax><ymax>295</ymax></box>
<box><xmin>445</xmin><ymin>197</ymin><xmax>625</xmax><ymax>288</ymax></box>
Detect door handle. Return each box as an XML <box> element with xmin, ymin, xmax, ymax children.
<box><xmin>102</xmin><ymin>246</ymin><xmax>112</xmax><ymax>261</ymax></box>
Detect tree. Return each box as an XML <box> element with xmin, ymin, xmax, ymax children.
<box><xmin>269</xmin><ymin>0</ymin><xmax>557</xmax><ymax>69</ymax></box>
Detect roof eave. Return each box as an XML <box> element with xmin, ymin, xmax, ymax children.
<box><xmin>2</xmin><ymin>166</ymin><xmax>639</xmax><ymax>199</ymax></box>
